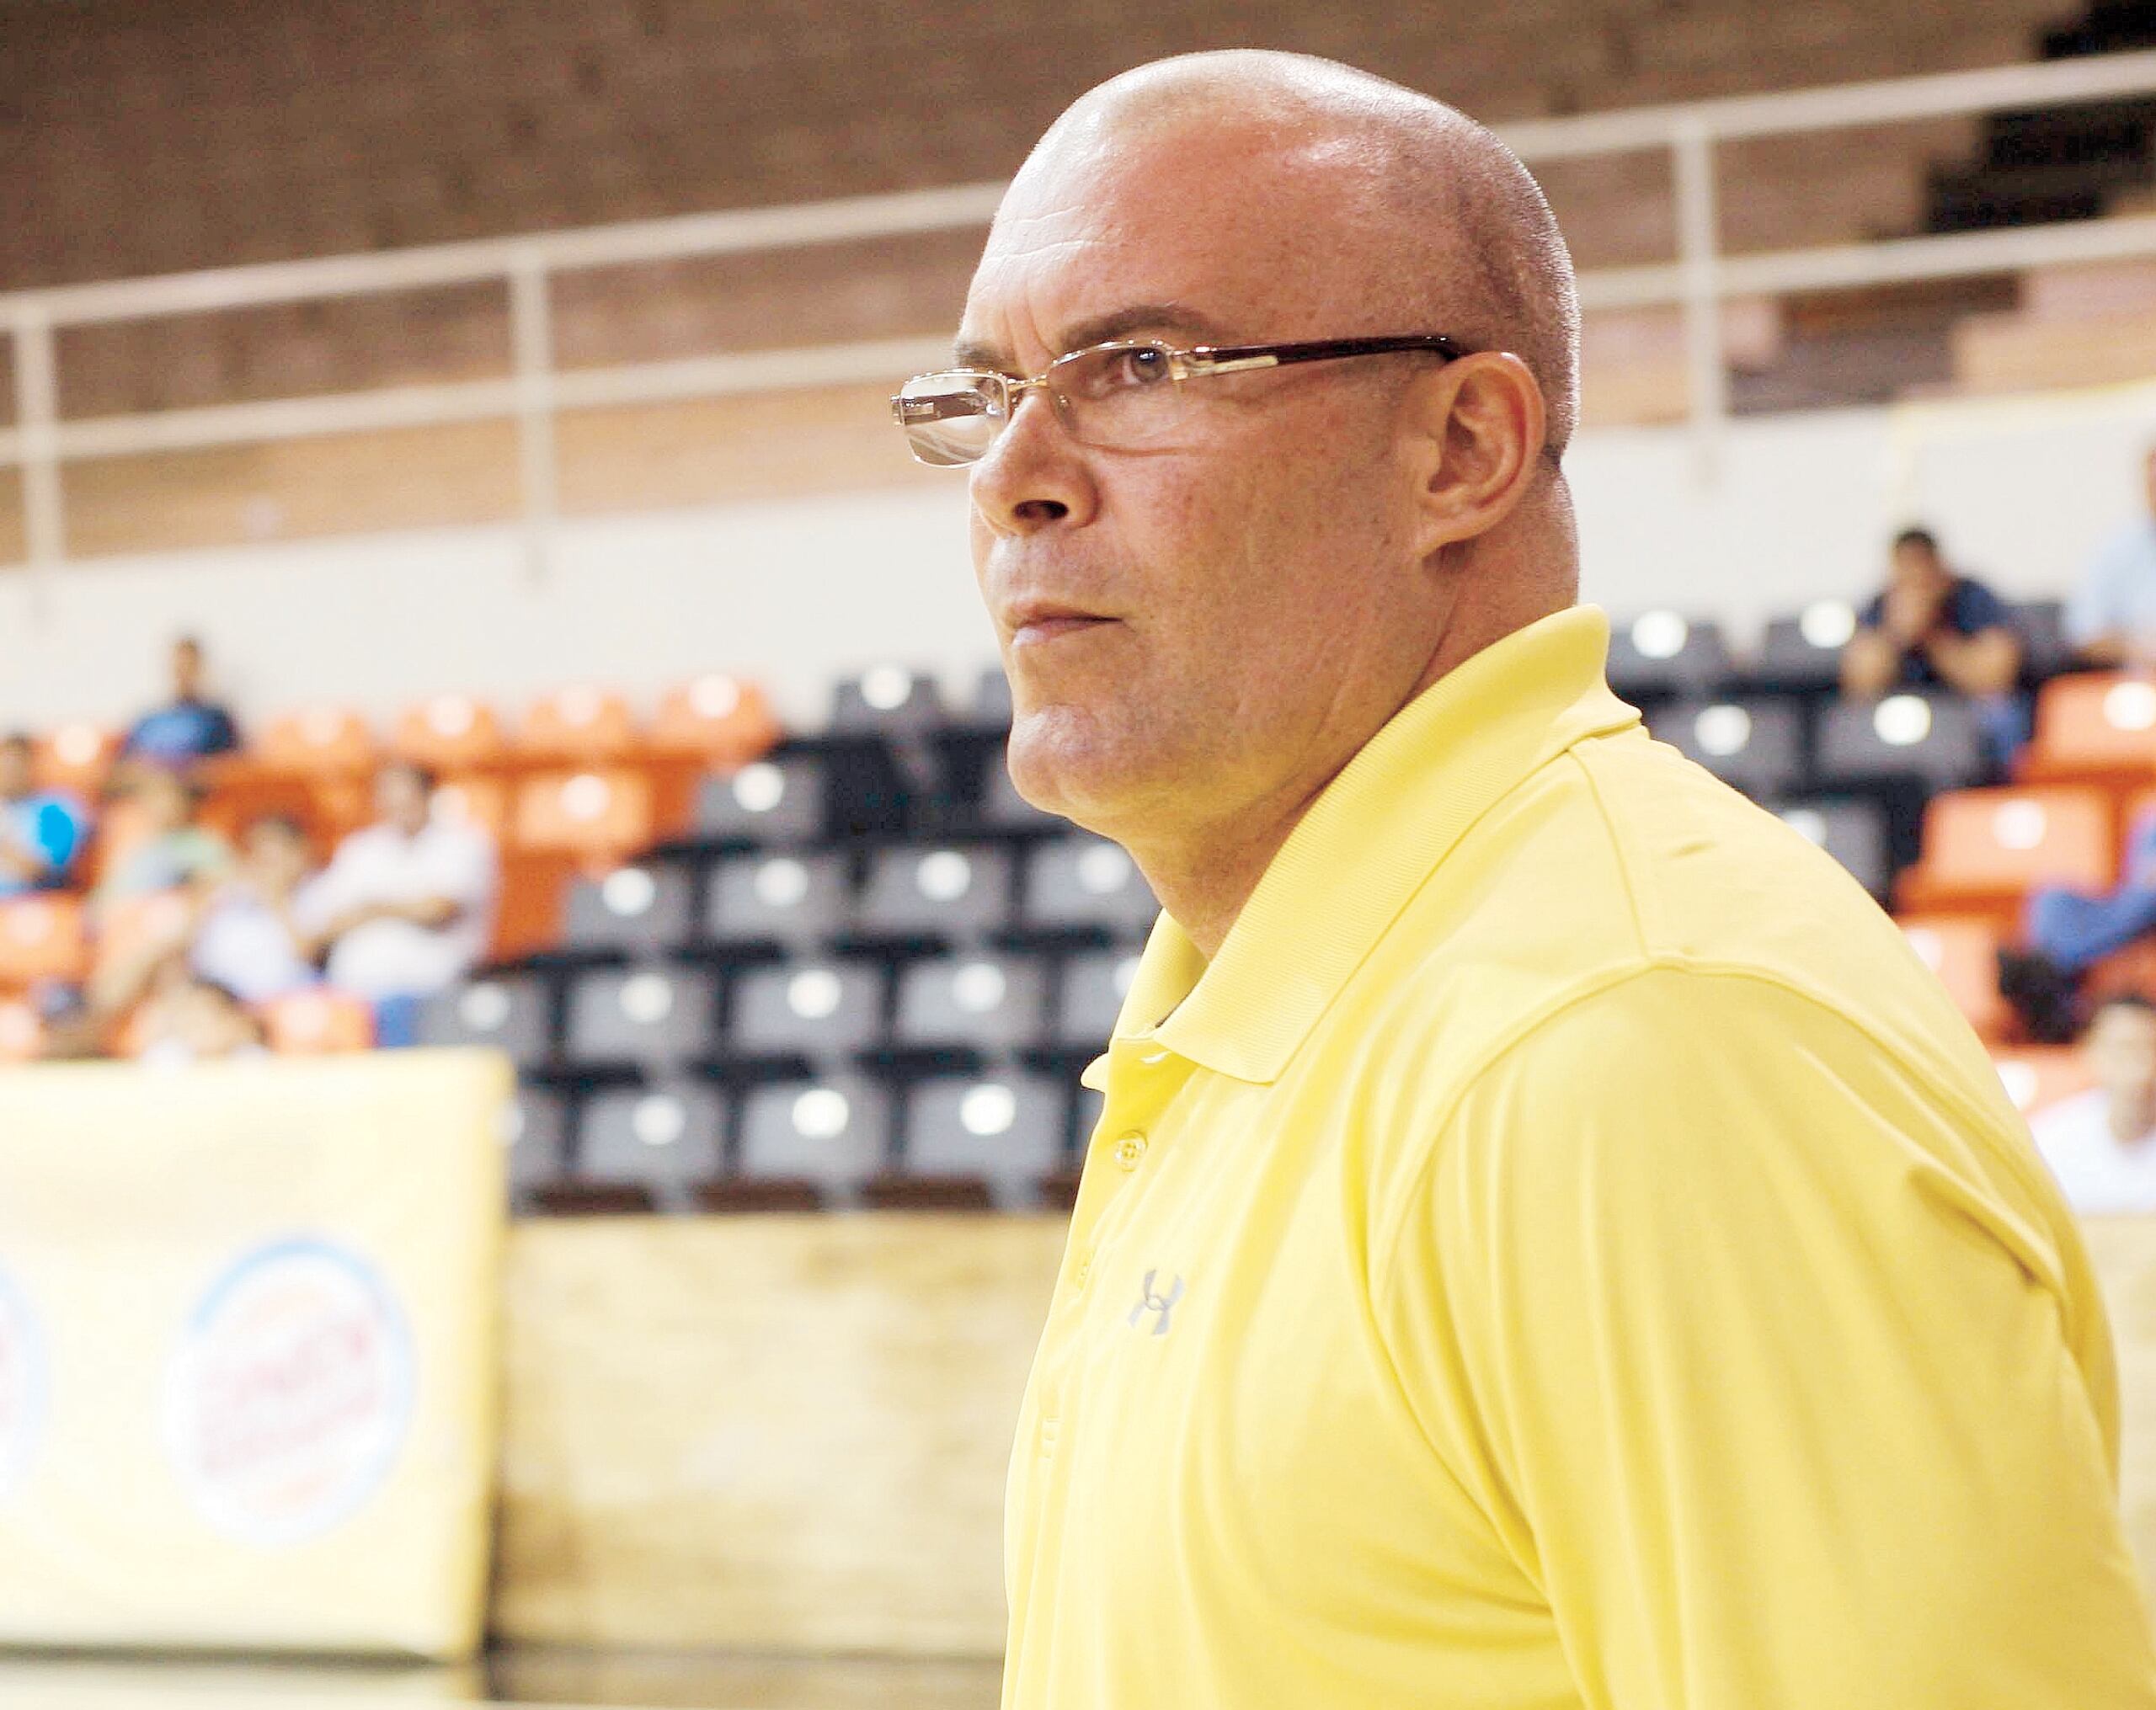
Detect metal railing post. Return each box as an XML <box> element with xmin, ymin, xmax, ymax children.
<box><xmin>12</xmin><ymin>304</ymin><xmax>65</xmax><ymax>615</ymax></box>
<box><xmin>1673</xmin><ymin>120</ymin><xmax>1727</xmax><ymax>482</ymax></box>
<box><xmin>509</xmin><ymin>255</ymin><xmax>559</xmax><ymax>587</ymax></box>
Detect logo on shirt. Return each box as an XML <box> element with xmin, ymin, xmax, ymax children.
<box><xmin>1126</xmin><ymin>1269</ymin><xmax>1185</xmax><ymax>1337</ymax></box>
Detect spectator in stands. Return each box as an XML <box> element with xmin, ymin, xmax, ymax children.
<box><xmin>1840</xmin><ymin>526</ymin><xmax>2025</xmax><ymax>765</ymax></box>
<box><xmin>2031</xmin><ymin>993</ymin><xmax>2156</xmax><ymax>1212</ymax></box>
<box><xmin>2068</xmin><ymin>445</ymin><xmax>2156</xmax><ymax>667</ymax></box>
<box><xmin>302</xmin><ymin>760</ymin><xmax>495</xmax><ymax>1033</ymax></box>
<box><xmin>0</xmin><ymin>731</ymin><xmax>88</xmax><ymax>895</ymax></box>
<box><xmin>89</xmin><ymin>764</ymin><xmax>229</xmax><ymax>917</ymax></box>
<box><xmin>120</xmin><ymin>634</ymin><xmax>241</xmax><ymax>769</ymax></box>
<box><xmin>2003</xmin><ymin>807</ymin><xmax>2156</xmax><ymax>1042</ymax></box>
<box><xmin>189</xmin><ymin>813</ymin><xmax>323</xmax><ymax>1004</ymax></box>
<box><xmin>126</xmin><ymin>954</ymin><xmax>266</xmax><ymax>1067</ymax></box>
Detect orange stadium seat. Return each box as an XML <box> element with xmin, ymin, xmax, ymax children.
<box><xmin>519</xmin><ymin>685</ymin><xmax>638</xmax><ymax>761</ymax></box>
<box><xmin>32</xmin><ymin>722</ymin><xmax>120</xmax><ymax>798</ymax></box>
<box><xmin>1897</xmin><ymin>786</ymin><xmax>2115</xmax><ymax>915</ymax></box>
<box><xmin>261</xmin><ymin>988</ymin><xmax>376</xmax><ymax>1053</ymax></box>
<box><xmin>196</xmin><ymin>767</ymin><xmax>364</xmax><ymax>853</ymax></box>
<box><xmin>395</xmin><ymin>694</ymin><xmax>508</xmax><ymax>772</ymax></box>
<box><xmin>653</xmin><ymin>674</ymin><xmax>782</xmax><ymax>766</ymax></box>
<box><xmin>494</xmin><ymin>850</ymin><xmax>577</xmax><ymax>962</ymax></box>
<box><xmin>434</xmin><ymin>775</ymin><xmax>511</xmax><ymax>841</ymax></box>
<box><xmin>1991</xmin><ymin>1046</ymin><xmax>2095</xmax><ymax>1119</ymax></box>
<box><xmin>513</xmin><ymin>770</ymin><xmax>654</xmax><ymax>863</ymax></box>
<box><xmin>0</xmin><ymin>895</ymin><xmax>90</xmax><ymax>988</ymax></box>
<box><xmin>255</xmin><ymin>705</ymin><xmax>379</xmax><ymax>775</ymax></box>
<box><xmin>1899</xmin><ymin>914</ymin><xmax>2009</xmax><ymax>1041</ymax></box>
<box><xmin>2020</xmin><ymin>672</ymin><xmax>2156</xmax><ymax>785</ymax></box>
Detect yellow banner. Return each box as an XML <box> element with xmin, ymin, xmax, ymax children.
<box><xmin>0</xmin><ymin>1050</ymin><xmax>510</xmax><ymax>1658</ymax></box>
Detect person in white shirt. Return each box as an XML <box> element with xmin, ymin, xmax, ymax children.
<box><xmin>300</xmin><ymin>760</ymin><xmax>497</xmax><ymax>1007</ymax></box>
<box><xmin>2067</xmin><ymin>445</ymin><xmax>2156</xmax><ymax>668</ymax></box>
<box><xmin>189</xmin><ymin>812</ymin><xmax>323</xmax><ymax>1004</ymax></box>
<box><xmin>2031</xmin><ymin>993</ymin><xmax>2156</xmax><ymax>1214</ymax></box>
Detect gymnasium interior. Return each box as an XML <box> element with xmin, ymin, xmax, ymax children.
<box><xmin>11</xmin><ymin>1</ymin><xmax>2156</xmax><ymax>1704</ymax></box>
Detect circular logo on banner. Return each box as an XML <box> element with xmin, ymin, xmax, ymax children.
<box><xmin>165</xmin><ymin>1239</ymin><xmax>414</xmax><ymax>1547</ymax></box>
<box><xmin>0</xmin><ymin>1267</ymin><xmax>48</xmax><ymax>1501</ymax></box>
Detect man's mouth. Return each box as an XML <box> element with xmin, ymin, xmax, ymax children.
<box><xmin>1008</xmin><ymin>602</ymin><xmax>1115</xmax><ymax>647</ymax></box>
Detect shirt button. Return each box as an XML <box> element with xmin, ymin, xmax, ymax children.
<box><xmin>1071</xmin><ymin>1255</ymin><xmax>1092</xmax><ymax>1290</ymax></box>
<box><xmin>1113</xmin><ymin>1132</ymin><xmax>1148</xmax><ymax>1170</ymax></box>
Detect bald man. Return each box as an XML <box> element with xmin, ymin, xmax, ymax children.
<box><xmin>893</xmin><ymin>51</ymin><xmax>2156</xmax><ymax>1710</ymax></box>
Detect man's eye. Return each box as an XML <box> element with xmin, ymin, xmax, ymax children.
<box><xmin>1100</xmin><ymin>347</ymin><xmax>1172</xmax><ymax>389</ymax></box>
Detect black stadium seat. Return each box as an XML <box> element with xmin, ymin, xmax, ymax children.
<box><xmin>1751</xmin><ymin>601</ymin><xmax>1860</xmax><ymax>695</ymax></box>
<box><xmin>903</xmin><ymin>1072</ymin><xmax>1069</xmax><ymax>1209</ymax></box>
<box><xmin>857</xmin><ymin>844</ymin><xmax>1016</xmax><ymax>940</ymax></box>
<box><xmin>703</xmin><ymin>850</ymin><xmax>851</xmax><ymax>946</ymax></box>
<box><xmin>1024</xmin><ymin>836</ymin><xmax>1156</xmax><ymax>937</ymax></box>
<box><xmin>832</xmin><ymin>665</ymin><xmax>947</xmax><ymax>737</ymax></box>
<box><xmin>1604</xmin><ymin>611</ymin><xmax>1729</xmax><ymax>703</ymax></box>
<box><xmin>892</xmin><ymin>953</ymin><xmax>1051</xmax><ymax>1052</ymax></box>
<box><xmin>1813</xmin><ymin>692</ymin><xmax>1987</xmax><ymax>791</ymax></box>
<box><xmin>1056</xmin><ymin>948</ymin><xmax>1142</xmax><ymax>1049</ymax></box>
<box><xmin>693</xmin><ymin>754</ymin><xmax>827</xmax><ymax>845</ymax></box>
<box><xmin>728</xmin><ymin>960</ymin><xmax>885</xmax><ymax>1057</ymax></box>
<box><xmin>1769</xmin><ymin>797</ymin><xmax>1892</xmax><ymax>898</ymax></box>
<box><xmin>563</xmin><ymin>861</ymin><xmax>699</xmax><ymax>955</ymax></box>
<box><xmin>564</xmin><ymin>965</ymin><xmax>721</xmax><ymax>1068</ymax></box>
<box><xmin>1647</xmin><ymin>697</ymin><xmax>1808</xmax><ymax>800</ymax></box>
<box><xmin>500</xmin><ymin>1086</ymin><xmax>570</xmax><ymax>1208</ymax></box>
<box><xmin>574</xmin><ymin>1081</ymin><xmax>728</xmax><ymax>1210</ymax></box>
<box><xmin>737</xmin><ymin>1074</ymin><xmax>894</xmax><ymax>1206</ymax></box>
<box><xmin>416</xmin><ymin>971</ymin><xmax>556</xmax><ymax>1068</ymax></box>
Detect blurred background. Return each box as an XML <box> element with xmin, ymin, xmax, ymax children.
<box><xmin>11</xmin><ymin>2</ymin><xmax>2156</xmax><ymax>1707</ymax></box>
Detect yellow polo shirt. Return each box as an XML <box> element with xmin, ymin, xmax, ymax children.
<box><xmin>1001</xmin><ymin>604</ymin><xmax>2156</xmax><ymax>1710</ymax></box>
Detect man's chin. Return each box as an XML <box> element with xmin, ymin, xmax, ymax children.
<box><xmin>1005</xmin><ymin>706</ymin><xmax>1155</xmax><ymax>834</ymax></box>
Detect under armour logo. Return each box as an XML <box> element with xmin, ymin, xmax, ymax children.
<box><xmin>1126</xmin><ymin>1269</ymin><xmax>1185</xmax><ymax>1337</ymax></box>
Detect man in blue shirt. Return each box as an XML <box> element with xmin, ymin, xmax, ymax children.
<box><xmin>2069</xmin><ymin>445</ymin><xmax>2156</xmax><ymax>667</ymax></box>
<box><xmin>1842</xmin><ymin>526</ymin><xmax>2026</xmax><ymax>766</ymax></box>
<box><xmin>0</xmin><ymin>732</ymin><xmax>88</xmax><ymax>896</ymax></box>
<box><xmin>120</xmin><ymin>634</ymin><xmax>241</xmax><ymax>769</ymax></box>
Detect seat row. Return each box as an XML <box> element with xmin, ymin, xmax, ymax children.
<box><xmin>1603</xmin><ymin>599</ymin><xmax>2073</xmax><ymax>703</ymax></box>
<box><xmin>1648</xmin><ymin>690</ymin><xmax>1998</xmax><ymax>805</ymax></box>
<box><xmin>552</xmin><ymin>830</ymin><xmax>1157</xmax><ymax>963</ymax></box>
<box><xmin>502</xmin><ymin>1068</ymin><xmax>1101</xmax><ymax>1214</ymax></box>
<box><xmin>424</xmin><ymin>942</ymin><xmax>1145</xmax><ymax>1072</ymax></box>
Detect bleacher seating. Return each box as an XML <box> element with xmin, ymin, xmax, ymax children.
<box><xmin>3</xmin><ymin>609</ymin><xmax>2148</xmax><ymax>1212</ymax></box>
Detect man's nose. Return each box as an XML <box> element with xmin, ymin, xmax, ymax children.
<box><xmin>969</xmin><ymin>391</ymin><xmax>1098</xmax><ymax>535</ymax></box>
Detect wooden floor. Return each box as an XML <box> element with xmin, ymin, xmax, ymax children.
<box><xmin>0</xmin><ymin>1650</ymin><xmax>1002</xmax><ymax>1710</ymax></box>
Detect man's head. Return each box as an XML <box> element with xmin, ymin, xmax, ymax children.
<box><xmin>2085</xmin><ymin>994</ymin><xmax>2156</xmax><ymax>1137</ymax></box>
<box><xmin>375</xmin><ymin>759</ymin><xmax>436</xmax><ymax>837</ymax></box>
<box><xmin>956</xmin><ymin>51</ymin><xmax>1580</xmax><ymax>846</ymax></box>
<box><xmin>125</xmin><ymin>762</ymin><xmax>202</xmax><ymax>834</ymax></box>
<box><xmin>172</xmin><ymin>634</ymin><xmax>207</xmax><ymax>702</ymax></box>
<box><xmin>0</xmin><ymin>733</ymin><xmax>32</xmax><ymax>802</ymax></box>
<box><xmin>1889</xmin><ymin>527</ymin><xmax>1948</xmax><ymax>594</ymax></box>
<box><xmin>240</xmin><ymin>813</ymin><xmax>312</xmax><ymax>896</ymax></box>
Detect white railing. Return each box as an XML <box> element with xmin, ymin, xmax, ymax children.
<box><xmin>9</xmin><ymin>47</ymin><xmax>2156</xmax><ymax>588</ymax></box>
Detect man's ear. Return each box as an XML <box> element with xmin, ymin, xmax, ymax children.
<box><xmin>1401</xmin><ymin>352</ymin><xmax>1547</xmax><ymax>556</ymax></box>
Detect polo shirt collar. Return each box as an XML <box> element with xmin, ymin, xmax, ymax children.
<box><xmin>1098</xmin><ymin>604</ymin><xmax>1640</xmax><ymax>1086</ymax></box>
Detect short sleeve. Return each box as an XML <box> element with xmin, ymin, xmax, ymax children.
<box><xmin>1953</xmin><ymin>576</ymin><xmax>2012</xmax><ymax>635</ymax></box>
<box><xmin>1376</xmin><ymin>966</ymin><xmax>2156</xmax><ymax>1709</ymax></box>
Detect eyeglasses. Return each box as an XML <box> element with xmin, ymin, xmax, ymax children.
<box><xmin>890</xmin><ymin>333</ymin><xmax>1469</xmax><ymax>467</ymax></box>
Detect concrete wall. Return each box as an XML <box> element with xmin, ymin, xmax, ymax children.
<box><xmin>3</xmin><ymin>380</ymin><xmax>2152</xmax><ymax>735</ymax></box>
